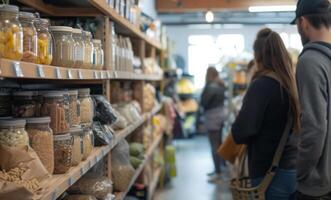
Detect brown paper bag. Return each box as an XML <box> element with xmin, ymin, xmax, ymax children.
<box><xmin>217</xmin><ymin>133</ymin><xmax>246</xmax><ymax>164</ymax></box>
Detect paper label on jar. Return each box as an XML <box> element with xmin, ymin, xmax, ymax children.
<box><xmin>75</xmin><ymin>49</ymin><xmax>84</xmax><ymax>62</ymax></box>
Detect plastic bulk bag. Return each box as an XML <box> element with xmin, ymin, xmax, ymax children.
<box><xmin>93</xmin><ymin>95</ymin><xmax>118</xmax><ymax>125</ymax></box>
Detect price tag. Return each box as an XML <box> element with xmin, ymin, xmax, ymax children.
<box><xmin>102</xmin><ymin>149</ymin><xmax>106</xmax><ymax>156</ymax></box>
<box><xmin>78</xmin><ymin>70</ymin><xmax>83</xmax><ymax>79</ymax></box>
<box><xmin>37</xmin><ymin>65</ymin><xmax>45</xmax><ymax>78</ymax></box>
<box><xmin>12</xmin><ymin>62</ymin><xmax>23</xmax><ymax>77</ymax></box>
<box><xmin>106</xmin><ymin>71</ymin><xmax>111</xmax><ymax>79</ymax></box>
<box><xmin>101</xmin><ymin>71</ymin><xmax>106</xmax><ymax>79</ymax></box>
<box><xmin>67</xmin><ymin>69</ymin><xmax>73</xmax><ymax>79</ymax></box>
<box><xmin>55</xmin><ymin>67</ymin><xmax>62</xmax><ymax>79</ymax></box>
<box><xmin>68</xmin><ymin>177</ymin><xmax>73</xmax><ymax>186</ymax></box>
<box><xmin>88</xmin><ymin>161</ymin><xmax>92</xmax><ymax>168</ymax></box>
<box><xmin>93</xmin><ymin>71</ymin><xmax>99</xmax><ymax>79</ymax></box>
<box><xmin>113</xmin><ymin>71</ymin><xmax>118</xmax><ymax>79</ymax></box>
<box><xmin>51</xmin><ymin>190</ymin><xmax>57</xmax><ymax>200</ymax></box>
<box><xmin>80</xmin><ymin>168</ymin><xmax>84</xmax><ymax>175</ymax></box>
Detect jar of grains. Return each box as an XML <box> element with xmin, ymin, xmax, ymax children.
<box><xmin>70</xmin><ymin>126</ymin><xmax>83</xmax><ymax>166</ymax></box>
<box><xmin>68</xmin><ymin>90</ymin><xmax>80</xmax><ymax>127</ymax></box>
<box><xmin>41</xmin><ymin>91</ymin><xmax>70</xmax><ymax>134</ymax></box>
<box><xmin>72</xmin><ymin>28</ymin><xmax>85</xmax><ymax>68</ymax></box>
<box><xmin>81</xmin><ymin>124</ymin><xmax>94</xmax><ymax>160</ymax></box>
<box><xmin>53</xmin><ymin>133</ymin><xmax>73</xmax><ymax>174</ymax></box>
<box><xmin>78</xmin><ymin>88</ymin><xmax>94</xmax><ymax>124</ymax></box>
<box><xmin>0</xmin><ymin>119</ymin><xmax>28</xmax><ymax>147</ymax></box>
<box><xmin>19</xmin><ymin>12</ymin><xmax>37</xmax><ymax>63</ymax></box>
<box><xmin>26</xmin><ymin>117</ymin><xmax>54</xmax><ymax>174</ymax></box>
<box><xmin>35</xmin><ymin>18</ymin><xmax>52</xmax><ymax>65</ymax></box>
<box><xmin>92</xmin><ymin>39</ymin><xmax>104</xmax><ymax>70</ymax></box>
<box><xmin>12</xmin><ymin>91</ymin><xmax>38</xmax><ymax>117</ymax></box>
<box><xmin>50</xmin><ymin>26</ymin><xmax>75</xmax><ymax>68</ymax></box>
<box><xmin>0</xmin><ymin>5</ymin><xmax>23</xmax><ymax>60</ymax></box>
<box><xmin>0</xmin><ymin>92</ymin><xmax>11</xmax><ymax>117</ymax></box>
<box><xmin>82</xmin><ymin>31</ymin><xmax>93</xmax><ymax>69</ymax></box>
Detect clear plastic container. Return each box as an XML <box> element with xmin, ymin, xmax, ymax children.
<box><xmin>92</xmin><ymin>39</ymin><xmax>104</xmax><ymax>70</ymax></box>
<box><xmin>70</xmin><ymin>126</ymin><xmax>83</xmax><ymax>166</ymax></box>
<box><xmin>78</xmin><ymin>88</ymin><xmax>94</xmax><ymax>124</ymax></box>
<box><xmin>13</xmin><ymin>91</ymin><xmax>38</xmax><ymax>117</ymax></box>
<box><xmin>69</xmin><ymin>90</ymin><xmax>80</xmax><ymax>127</ymax></box>
<box><xmin>0</xmin><ymin>119</ymin><xmax>28</xmax><ymax>147</ymax></box>
<box><xmin>53</xmin><ymin>133</ymin><xmax>73</xmax><ymax>174</ymax></box>
<box><xmin>72</xmin><ymin>28</ymin><xmax>85</xmax><ymax>68</ymax></box>
<box><xmin>0</xmin><ymin>5</ymin><xmax>23</xmax><ymax>60</ymax></box>
<box><xmin>41</xmin><ymin>91</ymin><xmax>70</xmax><ymax>134</ymax></box>
<box><xmin>82</xmin><ymin>31</ymin><xmax>93</xmax><ymax>69</ymax></box>
<box><xmin>35</xmin><ymin>18</ymin><xmax>53</xmax><ymax>65</ymax></box>
<box><xmin>50</xmin><ymin>26</ymin><xmax>75</xmax><ymax>68</ymax></box>
<box><xmin>81</xmin><ymin>124</ymin><xmax>94</xmax><ymax>160</ymax></box>
<box><xmin>19</xmin><ymin>12</ymin><xmax>37</xmax><ymax>63</ymax></box>
<box><xmin>0</xmin><ymin>92</ymin><xmax>11</xmax><ymax>117</ymax></box>
<box><xmin>26</xmin><ymin>117</ymin><xmax>54</xmax><ymax>174</ymax></box>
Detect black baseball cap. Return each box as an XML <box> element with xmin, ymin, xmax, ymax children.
<box><xmin>291</xmin><ymin>0</ymin><xmax>331</xmax><ymax>24</ymax></box>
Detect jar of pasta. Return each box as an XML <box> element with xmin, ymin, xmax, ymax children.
<box><xmin>0</xmin><ymin>92</ymin><xmax>11</xmax><ymax>117</ymax></box>
<box><xmin>50</xmin><ymin>26</ymin><xmax>75</xmax><ymax>68</ymax></box>
<box><xmin>26</xmin><ymin>117</ymin><xmax>54</xmax><ymax>174</ymax></box>
<box><xmin>12</xmin><ymin>91</ymin><xmax>38</xmax><ymax>117</ymax></box>
<box><xmin>68</xmin><ymin>90</ymin><xmax>80</xmax><ymax>127</ymax></box>
<box><xmin>0</xmin><ymin>119</ymin><xmax>28</xmax><ymax>147</ymax></box>
<box><xmin>0</xmin><ymin>5</ymin><xmax>23</xmax><ymax>60</ymax></box>
<box><xmin>81</xmin><ymin>124</ymin><xmax>94</xmax><ymax>160</ymax></box>
<box><xmin>82</xmin><ymin>31</ymin><xmax>93</xmax><ymax>69</ymax></box>
<box><xmin>78</xmin><ymin>88</ymin><xmax>94</xmax><ymax>124</ymax></box>
<box><xmin>19</xmin><ymin>12</ymin><xmax>37</xmax><ymax>63</ymax></box>
<box><xmin>70</xmin><ymin>126</ymin><xmax>83</xmax><ymax>166</ymax></box>
<box><xmin>53</xmin><ymin>133</ymin><xmax>73</xmax><ymax>174</ymax></box>
<box><xmin>35</xmin><ymin>18</ymin><xmax>52</xmax><ymax>65</ymax></box>
<box><xmin>92</xmin><ymin>39</ymin><xmax>104</xmax><ymax>70</ymax></box>
<box><xmin>72</xmin><ymin>28</ymin><xmax>84</xmax><ymax>68</ymax></box>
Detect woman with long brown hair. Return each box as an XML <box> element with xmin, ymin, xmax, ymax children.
<box><xmin>232</xmin><ymin>28</ymin><xmax>300</xmax><ymax>199</ymax></box>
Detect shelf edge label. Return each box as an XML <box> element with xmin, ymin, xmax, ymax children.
<box><xmin>78</xmin><ymin>70</ymin><xmax>83</xmax><ymax>79</ymax></box>
<box><xmin>37</xmin><ymin>65</ymin><xmax>45</xmax><ymax>78</ymax></box>
<box><xmin>67</xmin><ymin>69</ymin><xmax>73</xmax><ymax>79</ymax></box>
<box><xmin>55</xmin><ymin>67</ymin><xmax>62</xmax><ymax>79</ymax></box>
<box><xmin>12</xmin><ymin>62</ymin><xmax>23</xmax><ymax>77</ymax></box>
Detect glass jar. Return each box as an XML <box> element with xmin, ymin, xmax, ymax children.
<box><xmin>69</xmin><ymin>90</ymin><xmax>80</xmax><ymax>127</ymax></box>
<box><xmin>50</xmin><ymin>26</ymin><xmax>75</xmax><ymax>68</ymax></box>
<box><xmin>70</xmin><ymin>126</ymin><xmax>83</xmax><ymax>166</ymax></box>
<box><xmin>0</xmin><ymin>5</ymin><xmax>23</xmax><ymax>60</ymax></box>
<box><xmin>78</xmin><ymin>88</ymin><xmax>94</xmax><ymax>124</ymax></box>
<box><xmin>72</xmin><ymin>28</ymin><xmax>85</xmax><ymax>68</ymax></box>
<box><xmin>0</xmin><ymin>119</ymin><xmax>28</xmax><ymax>147</ymax></box>
<box><xmin>41</xmin><ymin>91</ymin><xmax>70</xmax><ymax>134</ymax></box>
<box><xmin>13</xmin><ymin>91</ymin><xmax>38</xmax><ymax>117</ymax></box>
<box><xmin>82</xmin><ymin>124</ymin><xmax>94</xmax><ymax>160</ymax></box>
<box><xmin>19</xmin><ymin>12</ymin><xmax>37</xmax><ymax>63</ymax></box>
<box><xmin>0</xmin><ymin>92</ymin><xmax>11</xmax><ymax>117</ymax></box>
<box><xmin>26</xmin><ymin>117</ymin><xmax>54</xmax><ymax>174</ymax></box>
<box><xmin>35</xmin><ymin>18</ymin><xmax>52</xmax><ymax>65</ymax></box>
<box><xmin>82</xmin><ymin>31</ymin><xmax>93</xmax><ymax>69</ymax></box>
<box><xmin>53</xmin><ymin>133</ymin><xmax>73</xmax><ymax>174</ymax></box>
<box><xmin>92</xmin><ymin>39</ymin><xmax>104</xmax><ymax>70</ymax></box>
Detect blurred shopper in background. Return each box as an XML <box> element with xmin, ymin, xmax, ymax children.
<box><xmin>200</xmin><ymin>66</ymin><xmax>226</xmax><ymax>183</ymax></box>
<box><xmin>232</xmin><ymin>28</ymin><xmax>300</xmax><ymax>199</ymax></box>
<box><xmin>292</xmin><ymin>0</ymin><xmax>331</xmax><ymax>199</ymax></box>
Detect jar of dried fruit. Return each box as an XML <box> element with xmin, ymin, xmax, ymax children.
<box><xmin>92</xmin><ymin>39</ymin><xmax>104</xmax><ymax>70</ymax></box>
<box><xmin>82</xmin><ymin>31</ymin><xmax>93</xmax><ymax>69</ymax></box>
<box><xmin>0</xmin><ymin>119</ymin><xmax>28</xmax><ymax>147</ymax></box>
<box><xmin>78</xmin><ymin>88</ymin><xmax>94</xmax><ymax>124</ymax></box>
<box><xmin>70</xmin><ymin>126</ymin><xmax>83</xmax><ymax>166</ymax></box>
<box><xmin>19</xmin><ymin>12</ymin><xmax>37</xmax><ymax>63</ymax></box>
<box><xmin>35</xmin><ymin>18</ymin><xmax>53</xmax><ymax>65</ymax></box>
<box><xmin>72</xmin><ymin>28</ymin><xmax>85</xmax><ymax>68</ymax></box>
<box><xmin>53</xmin><ymin>133</ymin><xmax>73</xmax><ymax>174</ymax></box>
<box><xmin>12</xmin><ymin>91</ymin><xmax>38</xmax><ymax>117</ymax></box>
<box><xmin>0</xmin><ymin>5</ymin><xmax>23</xmax><ymax>60</ymax></box>
<box><xmin>26</xmin><ymin>117</ymin><xmax>54</xmax><ymax>174</ymax></box>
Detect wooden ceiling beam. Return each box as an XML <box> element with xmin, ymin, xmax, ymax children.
<box><xmin>156</xmin><ymin>0</ymin><xmax>297</xmax><ymax>13</ymax></box>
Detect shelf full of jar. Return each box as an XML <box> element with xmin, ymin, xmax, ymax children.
<box><xmin>0</xmin><ymin>59</ymin><xmax>163</xmax><ymax>81</ymax></box>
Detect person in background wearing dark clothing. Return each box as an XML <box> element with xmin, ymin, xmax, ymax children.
<box><xmin>232</xmin><ymin>28</ymin><xmax>301</xmax><ymax>199</ymax></box>
<box><xmin>292</xmin><ymin>0</ymin><xmax>331</xmax><ymax>199</ymax></box>
<box><xmin>200</xmin><ymin>66</ymin><xmax>226</xmax><ymax>183</ymax></box>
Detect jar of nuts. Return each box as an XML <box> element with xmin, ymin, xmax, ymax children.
<box><xmin>0</xmin><ymin>5</ymin><xmax>23</xmax><ymax>60</ymax></box>
<box><xmin>53</xmin><ymin>133</ymin><xmax>73</xmax><ymax>174</ymax></box>
<box><xmin>19</xmin><ymin>12</ymin><xmax>37</xmax><ymax>63</ymax></box>
<box><xmin>26</xmin><ymin>117</ymin><xmax>54</xmax><ymax>174</ymax></box>
<box><xmin>70</xmin><ymin>126</ymin><xmax>83</xmax><ymax>166</ymax></box>
<box><xmin>78</xmin><ymin>88</ymin><xmax>94</xmax><ymax>124</ymax></box>
<box><xmin>0</xmin><ymin>119</ymin><xmax>28</xmax><ymax>147</ymax></box>
<box><xmin>68</xmin><ymin>90</ymin><xmax>80</xmax><ymax>127</ymax></box>
<box><xmin>12</xmin><ymin>91</ymin><xmax>38</xmax><ymax>117</ymax></box>
<box><xmin>35</xmin><ymin>18</ymin><xmax>53</xmax><ymax>65</ymax></box>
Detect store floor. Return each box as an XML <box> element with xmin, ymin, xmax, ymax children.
<box><xmin>154</xmin><ymin>135</ymin><xmax>232</xmax><ymax>200</ymax></box>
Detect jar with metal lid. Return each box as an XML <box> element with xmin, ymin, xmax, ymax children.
<box><xmin>81</xmin><ymin>124</ymin><xmax>94</xmax><ymax>160</ymax></box>
<box><xmin>19</xmin><ymin>12</ymin><xmax>37</xmax><ymax>63</ymax></box>
<box><xmin>0</xmin><ymin>119</ymin><xmax>28</xmax><ymax>147</ymax></box>
<box><xmin>35</xmin><ymin>18</ymin><xmax>52</xmax><ymax>65</ymax></box>
<box><xmin>78</xmin><ymin>88</ymin><xmax>94</xmax><ymax>124</ymax></box>
<box><xmin>92</xmin><ymin>39</ymin><xmax>104</xmax><ymax>70</ymax></box>
<box><xmin>70</xmin><ymin>126</ymin><xmax>83</xmax><ymax>166</ymax></box>
<box><xmin>53</xmin><ymin>133</ymin><xmax>73</xmax><ymax>174</ymax></box>
<box><xmin>69</xmin><ymin>90</ymin><xmax>80</xmax><ymax>127</ymax></box>
<box><xmin>50</xmin><ymin>26</ymin><xmax>75</xmax><ymax>68</ymax></box>
<box><xmin>0</xmin><ymin>92</ymin><xmax>11</xmax><ymax>117</ymax></box>
<box><xmin>26</xmin><ymin>117</ymin><xmax>54</xmax><ymax>174</ymax></box>
<box><xmin>41</xmin><ymin>91</ymin><xmax>70</xmax><ymax>134</ymax></box>
<box><xmin>0</xmin><ymin>5</ymin><xmax>23</xmax><ymax>60</ymax></box>
<box><xmin>72</xmin><ymin>28</ymin><xmax>85</xmax><ymax>68</ymax></box>
<box><xmin>82</xmin><ymin>31</ymin><xmax>93</xmax><ymax>69</ymax></box>
<box><xmin>13</xmin><ymin>91</ymin><xmax>38</xmax><ymax>117</ymax></box>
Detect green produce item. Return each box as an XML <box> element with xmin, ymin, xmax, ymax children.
<box><xmin>129</xmin><ymin>143</ymin><xmax>144</xmax><ymax>157</ymax></box>
<box><xmin>130</xmin><ymin>156</ymin><xmax>142</xmax><ymax>169</ymax></box>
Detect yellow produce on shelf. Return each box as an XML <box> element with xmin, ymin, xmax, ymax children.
<box><xmin>0</xmin><ymin>24</ymin><xmax>23</xmax><ymax>60</ymax></box>
<box><xmin>176</xmin><ymin>78</ymin><xmax>195</xmax><ymax>94</ymax></box>
<box><xmin>37</xmin><ymin>36</ymin><xmax>52</xmax><ymax>65</ymax></box>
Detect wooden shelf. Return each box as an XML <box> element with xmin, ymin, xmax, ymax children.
<box><xmin>148</xmin><ymin>167</ymin><xmax>162</xmax><ymax>200</ymax></box>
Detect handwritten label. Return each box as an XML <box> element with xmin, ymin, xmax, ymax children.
<box><xmin>37</xmin><ymin>65</ymin><xmax>45</xmax><ymax>78</ymax></box>
<box><xmin>12</xmin><ymin>62</ymin><xmax>23</xmax><ymax>77</ymax></box>
<box><xmin>55</xmin><ymin>67</ymin><xmax>62</xmax><ymax>79</ymax></box>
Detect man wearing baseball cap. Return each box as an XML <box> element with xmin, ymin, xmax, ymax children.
<box><xmin>293</xmin><ymin>0</ymin><xmax>331</xmax><ymax>199</ymax></box>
